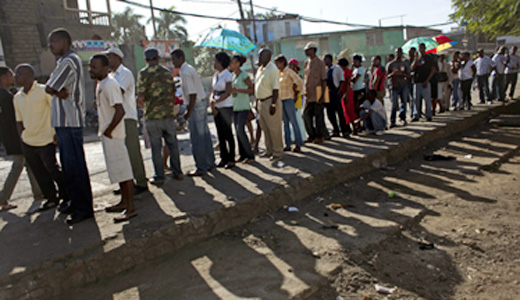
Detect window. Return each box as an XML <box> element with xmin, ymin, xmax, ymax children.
<box><xmin>284</xmin><ymin>22</ymin><xmax>291</xmax><ymax>36</ymax></box>
<box><xmin>366</xmin><ymin>31</ymin><xmax>384</xmax><ymax>46</ymax></box>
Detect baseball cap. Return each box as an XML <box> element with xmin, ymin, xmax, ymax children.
<box><xmin>144</xmin><ymin>48</ymin><xmax>159</xmax><ymax>60</ymax></box>
<box><xmin>105</xmin><ymin>48</ymin><xmax>124</xmax><ymax>59</ymax></box>
<box><xmin>304</xmin><ymin>42</ymin><xmax>318</xmax><ymax>50</ymax></box>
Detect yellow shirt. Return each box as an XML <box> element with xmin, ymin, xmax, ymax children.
<box><xmin>254</xmin><ymin>62</ymin><xmax>280</xmax><ymax>99</ymax></box>
<box><xmin>14</xmin><ymin>81</ymin><xmax>55</xmax><ymax>146</ymax></box>
<box><xmin>279</xmin><ymin>66</ymin><xmax>303</xmax><ymax>101</ymax></box>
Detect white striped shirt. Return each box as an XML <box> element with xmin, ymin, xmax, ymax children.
<box><xmin>46</xmin><ymin>51</ymin><xmax>85</xmax><ymax>127</ymax></box>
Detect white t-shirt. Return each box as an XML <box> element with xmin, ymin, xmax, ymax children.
<box><xmin>492</xmin><ymin>54</ymin><xmax>506</xmax><ymax>74</ymax></box>
<box><xmin>352</xmin><ymin>66</ymin><xmax>365</xmax><ymax>91</ymax></box>
<box><xmin>506</xmin><ymin>54</ymin><xmax>520</xmax><ymax>74</ymax></box>
<box><xmin>111</xmin><ymin>64</ymin><xmax>138</xmax><ymax>121</ymax></box>
<box><xmin>362</xmin><ymin>99</ymin><xmax>386</xmax><ymax>120</ymax></box>
<box><xmin>473</xmin><ymin>56</ymin><xmax>495</xmax><ymax>76</ymax></box>
<box><xmin>212</xmin><ymin>69</ymin><xmax>233</xmax><ymax>108</ymax></box>
<box><xmin>459</xmin><ymin>60</ymin><xmax>474</xmax><ymax>81</ymax></box>
<box><xmin>180</xmin><ymin>62</ymin><xmax>206</xmax><ymax>106</ymax></box>
<box><xmin>96</xmin><ymin>75</ymin><xmax>126</xmax><ymax>139</ymax></box>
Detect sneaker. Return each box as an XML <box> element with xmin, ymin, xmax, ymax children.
<box><xmin>411</xmin><ymin>118</ymin><xmax>419</xmax><ymax>122</ymax></box>
<box><xmin>426</xmin><ymin>118</ymin><xmax>432</xmax><ymax>122</ymax></box>
<box><xmin>149</xmin><ymin>178</ymin><xmax>165</xmax><ymax>186</ymax></box>
<box><xmin>389</xmin><ymin>123</ymin><xmax>397</xmax><ymax>128</ymax></box>
<box><xmin>134</xmin><ymin>185</ymin><xmax>148</xmax><ymax>195</ymax></box>
<box><xmin>313</xmin><ymin>138</ymin><xmax>324</xmax><ymax>144</ymax></box>
<box><xmin>375</xmin><ymin>130</ymin><xmax>384</xmax><ymax>136</ymax></box>
<box><xmin>283</xmin><ymin>146</ymin><xmax>291</xmax><ymax>152</ymax></box>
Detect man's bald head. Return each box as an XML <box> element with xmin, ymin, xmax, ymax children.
<box><xmin>258</xmin><ymin>48</ymin><xmax>272</xmax><ymax>66</ymax></box>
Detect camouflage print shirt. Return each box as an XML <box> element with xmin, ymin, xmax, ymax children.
<box><xmin>137</xmin><ymin>64</ymin><xmax>176</xmax><ymax>120</ymax></box>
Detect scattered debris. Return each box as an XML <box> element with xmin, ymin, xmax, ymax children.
<box><xmin>277</xmin><ymin>161</ymin><xmax>284</xmax><ymax>168</ymax></box>
<box><xmin>464</xmin><ymin>154</ymin><xmax>473</xmax><ymax>159</ymax></box>
<box><xmin>423</xmin><ymin>154</ymin><xmax>456</xmax><ymax>161</ymax></box>
<box><xmin>322</xmin><ymin>224</ymin><xmax>339</xmax><ymax>230</ymax></box>
<box><xmin>316</xmin><ymin>196</ymin><xmax>325</xmax><ymax>203</ymax></box>
<box><xmin>312</xmin><ymin>251</ymin><xmax>321</xmax><ymax>258</ymax></box>
<box><xmin>375</xmin><ymin>284</ymin><xmax>397</xmax><ymax>294</ymax></box>
<box><xmin>327</xmin><ymin>203</ymin><xmax>355</xmax><ymax>210</ymax></box>
<box><xmin>380</xmin><ymin>166</ymin><xmax>396</xmax><ymax>171</ymax></box>
<box><xmin>388</xmin><ymin>191</ymin><xmax>398</xmax><ymax>198</ymax></box>
<box><xmin>418</xmin><ymin>241</ymin><xmax>435</xmax><ymax>250</ymax></box>
<box><xmin>287</xmin><ymin>206</ymin><xmax>299</xmax><ymax>213</ymax></box>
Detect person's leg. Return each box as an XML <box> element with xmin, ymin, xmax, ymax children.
<box><xmin>303</xmin><ymin>103</ymin><xmax>316</xmax><ymax>140</ymax></box>
<box><xmin>22</xmin><ymin>143</ymin><xmax>59</xmax><ymax>204</ymax></box>
<box><xmin>246</xmin><ymin>112</ymin><xmax>255</xmax><ymax>145</ymax></box>
<box><xmin>189</xmin><ymin>100</ymin><xmax>215</xmax><ymax>173</ymax></box>
<box><xmin>370</xmin><ymin>112</ymin><xmax>386</xmax><ymax>131</ymax></box>
<box><xmin>477</xmin><ymin>75</ymin><xmax>485</xmax><ymax>103</ymax></box>
<box><xmin>115</xmin><ymin>179</ymin><xmax>135</xmax><ymax>220</ymax></box>
<box><xmin>214</xmin><ymin>108</ymin><xmax>228</xmax><ymax>164</ymax></box>
<box><xmin>0</xmin><ymin>154</ymin><xmax>25</xmax><ymax>206</ymax></box>
<box><xmin>145</xmin><ymin>120</ymin><xmax>166</xmax><ymax>181</ymax></box>
<box><xmin>509</xmin><ymin>73</ymin><xmax>518</xmax><ymax>98</ymax></box>
<box><xmin>234</xmin><ymin>111</ymin><xmax>253</xmax><ymax>160</ymax></box>
<box><xmin>360</xmin><ymin>110</ymin><xmax>373</xmax><ymax>131</ymax></box>
<box><xmin>284</xmin><ymin>99</ymin><xmax>303</xmax><ymax>147</ymax></box>
<box><xmin>452</xmin><ymin>79</ymin><xmax>461</xmax><ymax>108</ymax></box>
<box><xmin>271</xmin><ymin>100</ymin><xmax>284</xmax><ymax>158</ymax></box>
<box><xmin>423</xmin><ymin>83</ymin><xmax>432</xmax><ymax>119</ymax></box>
<box><xmin>498</xmin><ymin>74</ymin><xmax>507</xmax><ymax>101</ymax></box>
<box><xmin>36</xmin><ymin>143</ymin><xmax>69</xmax><ymax>202</ymax></box>
<box><xmin>334</xmin><ymin>95</ymin><xmax>349</xmax><ymax>135</ymax></box>
<box><xmin>26</xmin><ymin>164</ymin><xmax>43</xmax><ymax>200</ymax></box>
<box><xmin>315</xmin><ymin>103</ymin><xmax>326</xmax><ymax>139</ymax></box>
<box><xmin>162</xmin><ymin>118</ymin><xmax>182</xmax><ymax>177</ymax></box>
<box><xmin>258</xmin><ymin>100</ymin><xmax>274</xmax><ymax>156</ymax></box>
<box><xmin>282</xmin><ymin>99</ymin><xmax>292</xmax><ymax>147</ymax></box>
<box><xmin>220</xmin><ymin>107</ymin><xmax>235</xmax><ymax>163</ymax></box>
<box><xmin>400</xmin><ymin>85</ymin><xmax>409</xmax><ymax>122</ymax></box>
<box><xmin>390</xmin><ymin>89</ymin><xmax>398</xmax><ymax>125</ymax></box>
<box><xmin>124</xmin><ymin>119</ymin><xmax>147</xmax><ymax>188</ymax></box>
<box><xmin>409</xmin><ymin>84</ymin><xmax>416</xmax><ymax>118</ymax></box>
<box><xmin>295</xmin><ymin>107</ymin><xmax>307</xmax><ymax>141</ymax></box>
<box><xmin>414</xmin><ymin>84</ymin><xmax>422</xmax><ymax>119</ymax></box>
<box><xmin>55</xmin><ymin>127</ymin><xmax>93</xmax><ymax>217</ymax></box>
<box><xmin>325</xmin><ymin>95</ymin><xmax>340</xmax><ymax>135</ymax></box>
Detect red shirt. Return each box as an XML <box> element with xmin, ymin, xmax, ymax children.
<box><xmin>370</xmin><ymin>66</ymin><xmax>387</xmax><ymax>91</ymax></box>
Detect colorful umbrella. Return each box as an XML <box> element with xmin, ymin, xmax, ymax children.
<box><xmin>401</xmin><ymin>37</ymin><xmax>439</xmax><ymax>54</ymax></box>
<box><xmin>426</xmin><ymin>41</ymin><xmax>458</xmax><ymax>54</ymax></box>
<box><xmin>195</xmin><ymin>28</ymin><xmax>257</xmax><ymax>55</ymax></box>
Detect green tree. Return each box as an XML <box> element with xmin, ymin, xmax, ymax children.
<box><xmin>192</xmin><ymin>43</ymin><xmax>233</xmax><ymax>77</ymax></box>
<box><xmin>112</xmin><ymin>7</ymin><xmax>145</xmax><ymax>44</ymax></box>
<box><xmin>450</xmin><ymin>0</ymin><xmax>520</xmax><ymax>38</ymax></box>
<box><xmin>148</xmin><ymin>6</ymin><xmax>188</xmax><ymax>41</ymax></box>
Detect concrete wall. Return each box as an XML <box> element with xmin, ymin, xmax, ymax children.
<box><xmin>244</xmin><ymin>18</ymin><xmax>301</xmax><ymax>45</ymax></box>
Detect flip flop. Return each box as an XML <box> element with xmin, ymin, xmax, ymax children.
<box><xmin>105</xmin><ymin>204</ymin><xmax>126</xmax><ymax>213</ymax></box>
<box><xmin>0</xmin><ymin>204</ymin><xmax>17</xmax><ymax>212</ymax></box>
<box><xmin>113</xmin><ymin>210</ymin><xmax>137</xmax><ymax>223</ymax></box>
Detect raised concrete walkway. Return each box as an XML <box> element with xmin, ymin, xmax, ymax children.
<box><xmin>1</xmin><ymin>94</ymin><xmax>519</xmax><ymax>299</ymax></box>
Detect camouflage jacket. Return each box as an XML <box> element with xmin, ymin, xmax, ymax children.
<box><xmin>137</xmin><ymin>64</ymin><xmax>176</xmax><ymax>120</ymax></box>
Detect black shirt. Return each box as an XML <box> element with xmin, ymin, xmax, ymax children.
<box><xmin>414</xmin><ymin>54</ymin><xmax>435</xmax><ymax>84</ymax></box>
<box><xmin>0</xmin><ymin>88</ymin><xmax>22</xmax><ymax>155</ymax></box>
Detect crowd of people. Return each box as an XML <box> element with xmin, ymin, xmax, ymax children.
<box><xmin>1</xmin><ymin>27</ymin><xmax>519</xmax><ymax>226</ymax></box>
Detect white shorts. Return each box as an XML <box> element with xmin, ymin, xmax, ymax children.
<box><xmin>101</xmin><ymin>136</ymin><xmax>133</xmax><ymax>184</ymax></box>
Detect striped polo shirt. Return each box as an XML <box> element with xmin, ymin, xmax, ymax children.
<box><xmin>46</xmin><ymin>50</ymin><xmax>85</xmax><ymax>127</ymax></box>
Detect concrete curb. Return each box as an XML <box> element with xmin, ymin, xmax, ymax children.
<box><xmin>1</xmin><ymin>101</ymin><xmax>519</xmax><ymax>300</ymax></box>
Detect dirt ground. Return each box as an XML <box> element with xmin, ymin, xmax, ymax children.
<box><xmin>61</xmin><ymin>120</ymin><xmax>520</xmax><ymax>300</ymax></box>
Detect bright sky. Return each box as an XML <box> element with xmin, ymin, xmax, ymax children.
<box><xmin>106</xmin><ymin>0</ymin><xmax>457</xmax><ymax>41</ymax></box>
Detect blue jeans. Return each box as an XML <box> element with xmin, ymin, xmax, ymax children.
<box><xmin>360</xmin><ymin>110</ymin><xmax>386</xmax><ymax>131</ymax></box>
<box><xmin>188</xmin><ymin>100</ymin><xmax>215</xmax><ymax>173</ymax></box>
<box><xmin>451</xmin><ymin>78</ymin><xmax>461</xmax><ymax>107</ymax></box>
<box><xmin>145</xmin><ymin>118</ymin><xmax>182</xmax><ymax>180</ymax></box>
<box><xmin>477</xmin><ymin>75</ymin><xmax>491</xmax><ymax>102</ymax></box>
<box><xmin>414</xmin><ymin>83</ymin><xmax>432</xmax><ymax>119</ymax></box>
<box><xmin>390</xmin><ymin>85</ymin><xmax>409</xmax><ymax>124</ymax></box>
<box><xmin>55</xmin><ymin>127</ymin><xmax>93</xmax><ymax>216</ymax></box>
<box><xmin>233</xmin><ymin>110</ymin><xmax>254</xmax><ymax>160</ymax></box>
<box><xmin>282</xmin><ymin>99</ymin><xmax>304</xmax><ymax>147</ymax></box>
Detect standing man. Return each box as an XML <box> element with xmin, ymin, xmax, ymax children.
<box><xmin>0</xmin><ymin>67</ymin><xmax>41</xmax><ymax>211</ymax></box>
<box><xmin>106</xmin><ymin>48</ymin><xmax>148</xmax><ymax>194</ymax></box>
<box><xmin>14</xmin><ymin>64</ymin><xmax>68</xmax><ymax>212</ymax></box>
<box><xmin>45</xmin><ymin>28</ymin><xmax>93</xmax><ymax>225</ymax></box>
<box><xmin>473</xmin><ymin>49</ymin><xmax>495</xmax><ymax>104</ymax></box>
<box><xmin>450</xmin><ymin>51</ymin><xmax>462</xmax><ymax>109</ymax></box>
<box><xmin>303</xmin><ymin>42</ymin><xmax>327</xmax><ymax>144</ymax></box>
<box><xmin>459</xmin><ymin>52</ymin><xmax>476</xmax><ymax>110</ymax></box>
<box><xmin>323</xmin><ymin>54</ymin><xmax>349</xmax><ymax>138</ymax></box>
<box><xmin>505</xmin><ymin>46</ymin><xmax>519</xmax><ymax>100</ymax></box>
<box><xmin>370</xmin><ymin>55</ymin><xmax>387</xmax><ymax>105</ymax></box>
<box><xmin>171</xmin><ymin>49</ymin><xmax>215</xmax><ymax>175</ymax></box>
<box><xmin>137</xmin><ymin>48</ymin><xmax>182</xmax><ymax>184</ymax></box>
<box><xmin>351</xmin><ymin>54</ymin><xmax>366</xmax><ymax>118</ymax></box>
<box><xmin>89</xmin><ymin>54</ymin><xmax>136</xmax><ymax>222</ymax></box>
<box><xmin>411</xmin><ymin>43</ymin><xmax>436</xmax><ymax>122</ymax></box>
<box><xmin>386</xmin><ymin>48</ymin><xmax>411</xmax><ymax>127</ymax></box>
<box><xmin>491</xmin><ymin>46</ymin><xmax>507</xmax><ymax>102</ymax></box>
<box><xmin>254</xmin><ymin>48</ymin><xmax>283</xmax><ymax>161</ymax></box>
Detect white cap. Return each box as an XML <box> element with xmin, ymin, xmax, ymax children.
<box><xmin>304</xmin><ymin>42</ymin><xmax>318</xmax><ymax>50</ymax></box>
<box><xmin>105</xmin><ymin>48</ymin><xmax>124</xmax><ymax>59</ymax></box>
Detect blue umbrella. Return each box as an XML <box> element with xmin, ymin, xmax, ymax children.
<box><xmin>195</xmin><ymin>28</ymin><xmax>257</xmax><ymax>55</ymax></box>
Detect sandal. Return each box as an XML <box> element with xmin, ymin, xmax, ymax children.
<box><xmin>105</xmin><ymin>204</ymin><xmax>126</xmax><ymax>213</ymax></box>
<box><xmin>0</xmin><ymin>204</ymin><xmax>17</xmax><ymax>212</ymax></box>
<box><xmin>113</xmin><ymin>210</ymin><xmax>137</xmax><ymax>223</ymax></box>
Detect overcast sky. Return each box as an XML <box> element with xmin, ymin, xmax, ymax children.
<box><xmin>100</xmin><ymin>0</ymin><xmax>457</xmax><ymax>41</ymax></box>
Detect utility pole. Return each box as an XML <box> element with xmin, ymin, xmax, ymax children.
<box><xmin>236</xmin><ymin>0</ymin><xmax>256</xmax><ymax>73</ymax></box>
<box><xmin>149</xmin><ymin>0</ymin><xmax>158</xmax><ymax>39</ymax></box>
<box><xmin>249</xmin><ymin>0</ymin><xmax>258</xmax><ymax>44</ymax></box>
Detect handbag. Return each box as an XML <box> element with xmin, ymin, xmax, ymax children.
<box><xmin>437</xmin><ymin>72</ymin><xmax>448</xmax><ymax>82</ymax></box>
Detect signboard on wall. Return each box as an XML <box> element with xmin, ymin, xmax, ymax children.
<box><xmin>142</xmin><ymin>40</ymin><xmax>181</xmax><ymax>57</ymax></box>
<box><xmin>72</xmin><ymin>40</ymin><xmax>118</xmax><ymax>61</ymax></box>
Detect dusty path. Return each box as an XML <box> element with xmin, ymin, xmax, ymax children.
<box><xmin>57</xmin><ymin>117</ymin><xmax>520</xmax><ymax>300</ymax></box>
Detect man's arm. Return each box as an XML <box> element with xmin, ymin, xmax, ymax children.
<box><xmin>184</xmin><ymin>94</ymin><xmax>197</xmax><ymax>121</ymax></box>
<box><xmin>104</xmin><ymin>104</ymin><xmax>125</xmax><ymax>138</ymax></box>
<box><xmin>16</xmin><ymin>121</ymin><xmax>24</xmax><ymax>136</ymax></box>
<box><xmin>269</xmin><ymin>89</ymin><xmax>279</xmax><ymax>115</ymax></box>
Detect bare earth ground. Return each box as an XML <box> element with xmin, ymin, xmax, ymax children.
<box><xmin>58</xmin><ymin>119</ymin><xmax>520</xmax><ymax>300</ymax></box>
